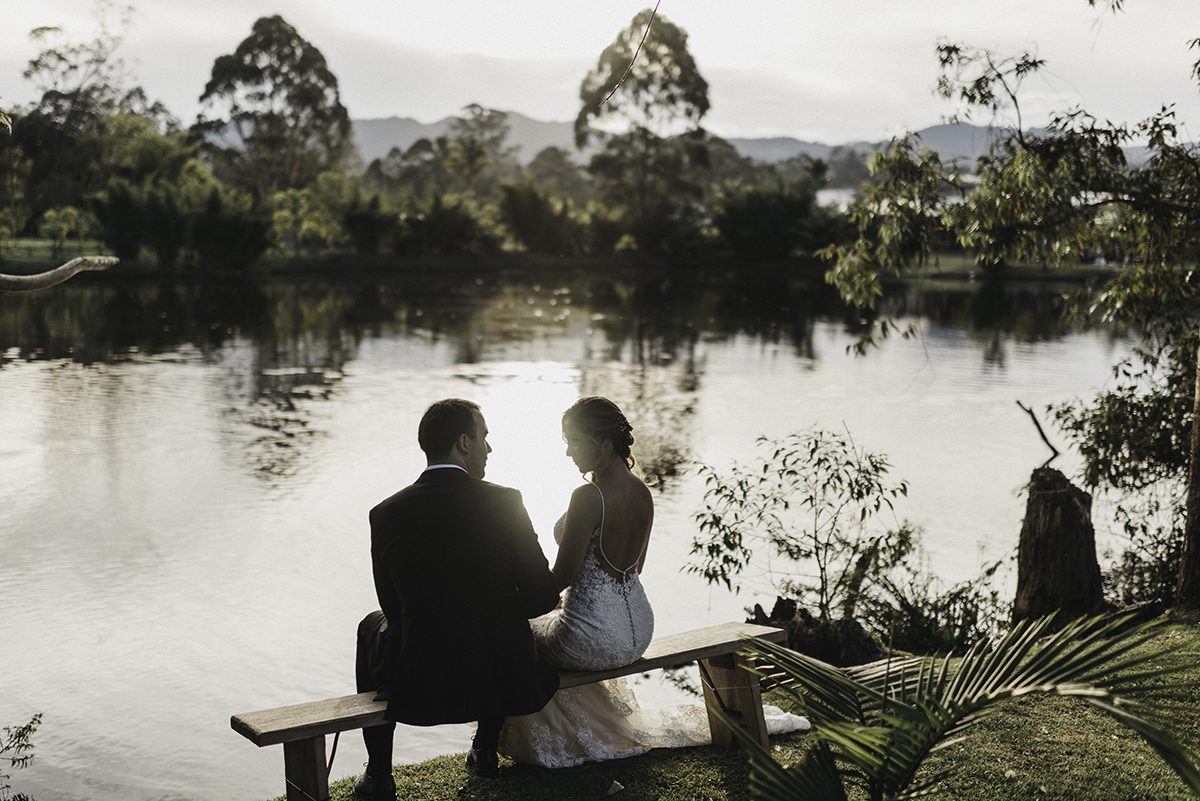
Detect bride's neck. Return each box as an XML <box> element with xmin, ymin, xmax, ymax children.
<box><xmin>591</xmin><ymin>456</ymin><xmax>624</xmax><ymax>481</ymax></box>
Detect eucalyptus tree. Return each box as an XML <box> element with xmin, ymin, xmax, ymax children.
<box><xmin>195</xmin><ymin>15</ymin><xmax>353</xmax><ymax>199</ymax></box>
<box><xmin>575</xmin><ymin>9</ymin><xmax>710</xmax><ymax>252</ymax></box>
<box><xmin>10</xmin><ymin>6</ymin><xmax>132</xmax><ymax>223</ymax></box>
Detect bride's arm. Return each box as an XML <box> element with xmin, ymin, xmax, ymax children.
<box><xmin>550</xmin><ymin>484</ymin><xmax>602</xmax><ymax>589</ymax></box>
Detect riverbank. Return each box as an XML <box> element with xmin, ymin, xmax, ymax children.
<box><xmin>274</xmin><ymin>622</ymin><xmax>1200</xmax><ymax>801</ymax></box>
<box><xmin>2</xmin><ymin>237</ymin><xmax>1121</xmax><ymax>284</ymax></box>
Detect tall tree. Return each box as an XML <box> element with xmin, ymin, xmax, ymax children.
<box><xmin>195</xmin><ymin>15</ymin><xmax>353</xmax><ymax>198</ymax></box>
<box><xmin>443</xmin><ymin>104</ymin><xmax>520</xmax><ymax>199</ymax></box>
<box><xmin>574</xmin><ymin>10</ymin><xmax>710</xmax><ymax>252</ymax></box>
<box><xmin>574</xmin><ymin>8</ymin><xmax>709</xmax><ymax>148</ymax></box>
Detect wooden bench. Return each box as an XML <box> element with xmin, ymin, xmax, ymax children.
<box><xmin>232</xmin><ymin>621</ymin><xmax>786</xmax><ymax>801</ymax></box>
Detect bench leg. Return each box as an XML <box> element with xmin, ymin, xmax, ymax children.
<box><xmin>700</xmin><ymin>653</ymin><xmax>770</xmax><ymax>750</ymax></box>
<box><xmin>283</xmin><ymin>736</ymin><xmax>329</xmax><ymax>801</ymax></box>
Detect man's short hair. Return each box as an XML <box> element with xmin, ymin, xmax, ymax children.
<box><xmin>417</xmin><ymin>399</ymin><xmax>481</xmax><ymax>458</ymax></box>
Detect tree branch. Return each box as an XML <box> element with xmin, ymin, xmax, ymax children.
<box><xmin>0</xmin><ymin>256</ymin><xmax>118</xmax><ymax>292</ymax></box>
<box><xmin>1016</xmin><ymin>400</ymin><xmax>1061</xmax><ymax>464</ymax></box>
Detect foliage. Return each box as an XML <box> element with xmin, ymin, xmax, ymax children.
<box><xmin>729</xmin><ymin>612</ymin><xmax>1200</xmax><ymax>801</ymax></box>
<box><xmin>574</xmin><ymin>9</ymin><xmax>709</xmax><ymax>147</ymax></box>
<box><xmin>394</xmin><ymin>196</ymin><xmax>496</xmax><ymax>257</ymax></box>
<box><xmin>864</xmin><ymin>561</ymin><xmax>1008</xmax><ymax>655</ymax></box>
<box><xmin>363</xmin><ymin>137</ymin><xmax>449</xmax><ymax>200</ymax></box>
<box><xmin>526</xmin><ymin>146</ymin><xmax>592</xmax><ymax>207</ymax></box>
<box><xmin>192</xmin><ymin>187</ymin><xmax>273</xmax><ymax>270</ymax></box>
<box><xmin>820</xmin><ymin>136</ymin><xmax>961</xmax><ymax>309</ymax></box>
<box><xmin>444</xmin><ymin>104</ymin><xmax>521</xmax><ymax>200</ymax></box>
<box><xmin>689</xmin><ymin>428</ymin><xmax>912</xmax><ymax>620</ymax></box>
<box><xmin>37</xmin><ymin>205</ymin><xmax>92</xmax><ymax>259</ymax></box>
<box><xmin>1100</xmin><ymin>487</ymin><xmax>1185</xmax><ymax>609</ymax></box>
<box><xmin>498</xmin><ymin>183</ymin><xmax>584</xmax><ymax>255</ymax></box>
<box><xmin>91</xmin><ymin>176</ymin><xmax>143</xmax><ymax>260</ymax></box>
<box><xmin>0</xmin><ymin>713</ymin><xmax>41</xmax><ymax>801</ymax></box>
<box><xmin>342</xmin><ymin>194</ymin><xmax>395</xmax><ymax>256</ymax></box>
<box><xmin>715</xmin><ymin>184</ymin><xmax>820</xmax><ymax>261</ymax></box>
<box><xmin>195</xmin><ymin>15</ymin><xmax>352</xmax><ymax>198</ymax></box>
<box><xmin>271</xmin><ymin>188</ymin><xmax>340</xmax><ymax>256</ymax></box>
<box><xmin>818</xmin><ymin>25</ymin><xmax>1200</xmax><ymax>610</ymax></box>
<box><xmin>587</xmin><ymin>128</ymin><xmax>708</xmax><ymax>253</ymax></box>
<box><xmin>1054</xmin><ymin>340</ymin><xmax>1195</xmax><ymax>493</ymax></box>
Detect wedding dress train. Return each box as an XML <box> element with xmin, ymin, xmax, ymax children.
<box><xmin>498</xmin><ymin>485</ymin><xmax>809</xmax><ymax>768</ymax></box>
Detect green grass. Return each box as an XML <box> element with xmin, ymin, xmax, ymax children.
<box><xmin>0</xmin><ymin>237</ymin><xmax>110</xmax><ymax>270</ymax></box>
<box><xmin>275</xmin><ymin>624</ymin><xmax>1200</xmax><ymax>801</ymax></box>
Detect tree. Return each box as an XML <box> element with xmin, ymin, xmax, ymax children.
<box><xmin>575</xmin><ymin>9</ymin><xmax>711</xmax><ymax>252</ymax></box>
<box><xmin>195</xmin><ymin>15</ymin><xmax>353</xmax><ymax>198</ymax></box>
<box><xmin>526</xmin><ymin>146</ymin><xmax>591</xmax><ymax>207</ymax></box>
<box><xmin>587</xmin><ymin>127</ymin><xmax>709</xmax><ymax>252</ymax></box>
<box><xmin>688</xmin><ymin>429</ymin><xmax>913</xmax><ymax>620</ymax></box>
<box><xmin>38</xmin><ymin>206</ymin><xmax>91</xmax><ymax>259</ymax></box>
<box><xmin>443</xmin><ymin>104</ymin><xmax>520</xmax><ymax>200</ymax></box>
<box><xmin>9</xmin><ymin>3</ymin><xmax>177</xmax><ymax>228</ymax></box>
<box><xmin>820</xmin><ymin>24</ymin><xmax>1200</xmax><ymax>612</ymax></box>
<box><xmin>574</xmin><ymin>8</ymin><xmax>709</xmax><ymax>148</ymax></box>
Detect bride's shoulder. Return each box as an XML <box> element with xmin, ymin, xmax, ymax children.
<box><xmin>568</xmin><ymin>482</ymin><xmax>602</xmax><ymax>509</ymax></box>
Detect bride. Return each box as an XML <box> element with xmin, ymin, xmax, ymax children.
<box><xmin>498</xmin><ymin>397</ymin><xmax>806</xmax><ymax>768</ymax></box>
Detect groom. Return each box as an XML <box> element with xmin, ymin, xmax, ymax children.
<box><xmin>353</xmin><ymin>398</ymin><xmax>561</xmax><ymax>798</ymax></box>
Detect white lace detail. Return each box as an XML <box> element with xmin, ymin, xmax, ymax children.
<box><xmin>535</xmin><ymin>506</ymin><xmax>653</xmax><ymax>670</ymax></box>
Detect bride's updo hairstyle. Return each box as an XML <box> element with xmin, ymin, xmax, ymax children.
<box><xmin>563</xmin><ymin>396</ymin><xmax>636</xmax><ymax>468</ymax></box>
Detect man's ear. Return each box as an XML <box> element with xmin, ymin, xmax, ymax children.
<box><xmin>456</xmin><ymin>431</ymin><xmax>472</xmax><ymax>454</ymax></box>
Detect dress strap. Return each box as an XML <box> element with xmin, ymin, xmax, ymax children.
<box><xmin>588</xmin><ymin>481</ymin><xmax>645</xmax><ymax>578</ymax></box>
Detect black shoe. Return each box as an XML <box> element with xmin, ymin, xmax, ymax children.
<box><xmin>353</xmin><ymin>769</ymin><xmax>397</xmax><ymax>800</ymax></box>
<box><xmin>465</xmin><ymin>748</ymin><xmax>499</xmax><ymax>778</ymax></box>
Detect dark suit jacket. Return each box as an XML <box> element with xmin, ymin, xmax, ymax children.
<box><xmin>370</xmin><ymin>467</ymin><xmax>561</xmax><ymax>725</ymax></box>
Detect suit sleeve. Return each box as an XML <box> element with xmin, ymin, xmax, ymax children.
<box><xmin>505</xmin><ymin>489</ymin><xmax>561</xmax><ymax>618</ymax></box>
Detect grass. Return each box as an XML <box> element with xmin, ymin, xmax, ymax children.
<box><xmin>270</xmin><ymin>623</ymin><xmax>1200</xmax><ymax>801</ymax></box>
<box><xmin>0</xmin><ymin>237</ymin><xmax>111</xmax><ymax>270</ymax></box>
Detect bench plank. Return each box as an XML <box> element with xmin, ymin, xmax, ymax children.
<box><xmin>232</xmin><ymin>622</ymin><xmax>785</xmax><ymax>747</ymax></box>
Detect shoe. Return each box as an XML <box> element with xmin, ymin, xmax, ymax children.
<box><xmin>353</xmin><ymin>768</ymin><xmax>397</xmax><ymax>800</ymax></box>
<box><xmin>465</xmin><ymin>748</ymin><xmax>499</xmax><ymax>778</ymax></box>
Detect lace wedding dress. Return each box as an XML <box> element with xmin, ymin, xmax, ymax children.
<box><xmin>498</xmin><ymin>484</ymin><xmax>809</xmax><ymax>768</ymax></box>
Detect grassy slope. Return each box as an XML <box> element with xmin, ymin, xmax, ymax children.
<box><xmin>277</xmin><ymin>624</ymin><xmax>1199</xmax><ymax>801</ymax></box>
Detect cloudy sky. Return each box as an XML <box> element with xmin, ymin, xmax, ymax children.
<box><xmin>4</xmin><ymin>0</ymin><xmax>1199</xmax><ymax>144</ymax></box>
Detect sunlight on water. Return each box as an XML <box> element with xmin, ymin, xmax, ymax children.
<box><xmin>0</xmin><ymin>272</ymin><xmax>1132</xmax><ymax>801</ymax></box>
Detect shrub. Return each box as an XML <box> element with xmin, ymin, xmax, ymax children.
<box><xmin>714</xmin><ymin>186</ymin><xmax>817</xmax><ymax>261</ymax></box>
<box><xmin>498</xmin><ymin>183</ymin><xmax>583</xmax><ymax>255</ymax></box>
<box><xmin>394</xmin><ymin>195</ymin><xmax>496</xmax><ymax>256</ymax></box>
<box><xmin>193</xmin><ymin>188</ymin><xmax>272</xmax><ymax>270</ymax></box>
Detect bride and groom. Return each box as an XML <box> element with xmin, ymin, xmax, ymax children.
<box><xmin>352</xmin><ymin>396</ymin><xmax>799</xmax><ymax>798</ymax></box>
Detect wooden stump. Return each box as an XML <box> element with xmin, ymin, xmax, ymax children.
<box><xmin>1013</xmin><ymin>467</ymin><xmax>1105</xmax><ymax>624</ymax></box>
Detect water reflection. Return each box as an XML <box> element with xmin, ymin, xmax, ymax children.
<box><xmin>0</xmin><ymin>268</ymin><xmax>1118</xmax><ymax>490</ymax></box>
<box><xmin>0</xmin><ymin>264</ymin><xmax>1135</xmax><ymax>801</ymax></box>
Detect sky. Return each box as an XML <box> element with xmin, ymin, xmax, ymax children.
<box><xmin>3</xmin><ymin>0</ymin><xmax>1200</xmax><ymax>144</ymax></box>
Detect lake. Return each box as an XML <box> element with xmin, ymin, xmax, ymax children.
<box><xmin>0</xmin><ymin>263</ymin><xmax>1130</xmax><ymax>801</ymax></box>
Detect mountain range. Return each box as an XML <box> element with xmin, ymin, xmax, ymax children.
<box><xmin>352</xmin><ymin>113</ymin><xmax>1025</xmax><ymax>167</ymax></box>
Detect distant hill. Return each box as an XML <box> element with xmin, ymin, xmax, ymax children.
<box><xmin>353</xmin><ymin>112</ymin><xmax>582</xmax><ymax>165</ymax></box>
<box><xmin>351</xmin><ymin>116</ymin><xmax>1149</xmax><ymax>169</ymax></box>
<box><xmin>726</xmin><ymin>123</ymin><xmax>1018</xmax><ymax>165</ymax></box>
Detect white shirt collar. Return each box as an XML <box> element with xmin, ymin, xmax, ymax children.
<box><xmin>424</xmin><ymin>463</ymin><xmax>468</xmax><ymax>474</ymax></box>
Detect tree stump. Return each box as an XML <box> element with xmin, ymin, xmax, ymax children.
<box><xmin>1013</xmin><ymin>467</ymin><xmax>1105</xmax><ymax>624</ymax></box>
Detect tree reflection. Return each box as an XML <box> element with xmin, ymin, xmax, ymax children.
<box><xmin>0</xmin><ymin>266</ymin><xmax>1122</xmax><ymax>485</ymax></box>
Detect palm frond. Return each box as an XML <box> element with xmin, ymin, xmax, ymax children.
<box><xmin>705</xmin><ymin>697</ymin><xmax>849</xmax><ymax>800</ymax></box>
<box><xmin>734</xmin><ymin>613</ymin><xmax>1200</xmax><ymax>800</ymax></box>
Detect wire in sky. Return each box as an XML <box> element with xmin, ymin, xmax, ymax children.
<box><xmin>600</xmin><ymin>0</ymin><xmax>663</xmax><ymax>107</ymax></box>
